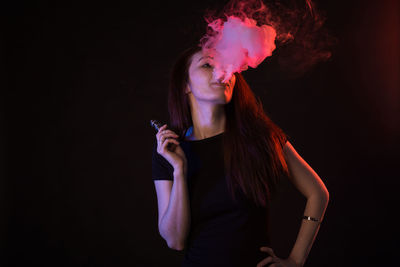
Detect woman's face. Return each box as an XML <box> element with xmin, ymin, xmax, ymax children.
<box><xmin>185</xmin><ymin>51</ymin><xmax>236</xmax><ymax>104</ymax></box>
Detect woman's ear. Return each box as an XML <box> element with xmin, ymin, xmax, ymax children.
<box><xmin>185</xmin><ymin>84</ymin><xmax>192</xmax><ymax>94</ymax></box>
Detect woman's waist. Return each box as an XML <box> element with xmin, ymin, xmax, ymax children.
<box><xmin>182</xmin><ymin>237</ymin><xmax>270</xmax><ymax>267</ymax></box>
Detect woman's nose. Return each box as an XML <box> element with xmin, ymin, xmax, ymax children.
<box><xmin>217</xmin><ymin>73</ymin><xmax>228</xmax><ymax>82</ymax></box>
<box><xmin>218</xmin><ymin>74</ymin><xmax>232</xmax><ymax>84</ymax></box>
<box><xmin>212</xmin><ymin>68</ymin><xmax>231</xmax><ymax>83</ymax></box>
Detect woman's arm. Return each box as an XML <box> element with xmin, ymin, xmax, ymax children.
<box><xmin>283</xmin><ymin>141</ymin><xmax>330</xmax><ymax>266</ymax></box>
<box><xmin>158</xmin><ymin>166</ymin><xmax>191</xmax><ymax>250</ymax></box>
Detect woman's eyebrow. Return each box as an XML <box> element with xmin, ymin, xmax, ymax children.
<box><xmin>198</xmin><ymin>56</ymin><xmax>213</xmax><ymax>62</ymax></box>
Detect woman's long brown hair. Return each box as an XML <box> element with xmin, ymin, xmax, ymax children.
<box><xmin>167</xmin><ymin>45</ymin><xmax>290</xmax><ymax>208</ymax></box>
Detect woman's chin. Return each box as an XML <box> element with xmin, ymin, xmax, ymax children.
<box><xmin>218</xmin><ymin>96</ymin><xmax>232</xmax><ymax>104</ymax></box>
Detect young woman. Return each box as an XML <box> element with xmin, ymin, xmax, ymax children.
<box><xmin>151</xmin><ymin>45</ymin><xmax>329</xmax><ymax>267</ymax></box>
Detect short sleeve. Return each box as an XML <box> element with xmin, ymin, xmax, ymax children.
<box><xmin>152</xmin><ymin>140</ymin><xmax>174</xmax><ymax>180</ymax></box>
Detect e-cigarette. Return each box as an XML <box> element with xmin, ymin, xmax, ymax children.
<box><xmin>150</xmin><ymin>119</ymin><xmax>177</xmax><ymax>151</ymax></box>
<box><xmin>150</xmin><ymin>119</ymin><xmax>164</xmax><ymax>132</ymax></box>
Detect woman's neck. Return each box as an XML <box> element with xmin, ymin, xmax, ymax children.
<box><xmin>187</xmin><ymin>103</ymin><xmax>226</xmax><ymax>140</ymax></box>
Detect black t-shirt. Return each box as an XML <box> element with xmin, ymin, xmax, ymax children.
<box><xmin>152</xmin><ymin>132</ymin><xmax>274</xmax><ymax>266</ymax></box>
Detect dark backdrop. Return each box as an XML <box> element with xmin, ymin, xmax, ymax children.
<box><xmin>4</xmin><ymin>0</ymin><xmax>399</xmax><ymax>266</ymax></box>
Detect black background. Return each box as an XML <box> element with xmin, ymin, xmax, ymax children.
<box><xmin>4</xmin><ymin>0</ymin><xmax>399</xmax><ymax>266</ymax></box>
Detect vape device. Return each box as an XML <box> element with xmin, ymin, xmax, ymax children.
<box><xmin>150</xmin><ymin>119</ymin><xmax>177</xmax><ymax>151</ymax></box>
<box><xmin>150</xmin><ymin>119</ymin><xmax>163</xmax><ymax>132</ymax></box>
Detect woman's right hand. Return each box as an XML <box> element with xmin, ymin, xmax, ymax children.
<box><xmin>156</xmin><ymin>124</ymin><xmax>187</xmax><ymax>172</ymax></box>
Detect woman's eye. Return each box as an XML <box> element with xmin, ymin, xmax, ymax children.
<box><xmin>202</xmin><ymin>63</ymin><xmax>212</xmax><ymax>68</ymax></box>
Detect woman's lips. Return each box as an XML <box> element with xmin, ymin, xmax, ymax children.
<box><xmin>211</xmin><ymin>82</ymin><xmax>229</xmax><ymax>88</ymax></box>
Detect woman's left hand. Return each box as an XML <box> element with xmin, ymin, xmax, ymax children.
<box><xmin>256</xmin><ymin>246</ymin><xmax>301</xmax><ymax>267</ymax></box>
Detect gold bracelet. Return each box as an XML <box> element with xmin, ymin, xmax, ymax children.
<box><xmin>303</xmin><ymin>215</ymin><xmax>321</xmax><ymax>223</ymax></box>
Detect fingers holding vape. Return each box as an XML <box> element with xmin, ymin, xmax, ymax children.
<box><xmin>154</xmin><ymin>123</ymin><xmax>187</xmax><ymax>171</ymax></box>
<box><xmin>157</xmin><ymin>124</ymin><xmax>179</xmax><ymax>151</ymax></box>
